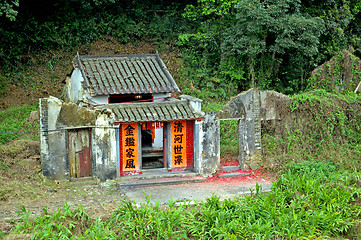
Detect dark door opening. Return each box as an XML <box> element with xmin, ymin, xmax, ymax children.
<box><xmin>68</xmin><ymin>129</ymin><xmax>92</xmax><ymax>177</ymax></box>
<box><xmin>141</xmin><ymin>123</ymin><xmax>164</xmax><ymax>169</ymax></box>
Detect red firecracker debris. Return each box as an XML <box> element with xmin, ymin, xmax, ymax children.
<box><xmin>205</xmin><ymin>169</ymin><xmax>270</xmax><ymax>184</ymax></box>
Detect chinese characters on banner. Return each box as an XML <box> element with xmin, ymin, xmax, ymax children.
<box><xmin>171</xmin><ymin>120</ymin><xmax>187</xmax><ymax>168</ymax></box>
<box><xmin>122</xmin><ymin>123</ymin><xmax>139</xmax><ymax>172</ymax></box>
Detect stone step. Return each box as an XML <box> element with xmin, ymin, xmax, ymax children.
<box><xmin>117</xmin><ymin>175</ymin><xmax>206</xmax><ymax>187</ymax></box>
<box><xmin>69</xmin><ymin>177</ymin><xmax>97</xmax><ymax>186</ymax></box>
<box><xmin>218</xmin><ymin>172</ymin><xmax>251</xmax><ymax>178</ymax></box>
<box><xmin>220</xmin><ymin>165</ymin><xmax>241</xmax><ymax>172</ymax></box>
<box><xmin>119</xmin><ymin>170</ymin><xmax>198</xmax><ymax>181</ymax></box>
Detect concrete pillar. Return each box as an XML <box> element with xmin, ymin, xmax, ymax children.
<box><xmin>199</xmin><ymin>113</ymin><xmax>220</xmax><ymax>176</ymax></box>
<box><xmin>238</xmin><ymin>118</ymin><xmax>245</xmax><ymax>170</ymax></box>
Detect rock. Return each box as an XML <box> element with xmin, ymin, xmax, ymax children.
<box><xmin>250</xmin><ymin>162</ymin><xmax>259</xmax><ymax>170</ymax></box>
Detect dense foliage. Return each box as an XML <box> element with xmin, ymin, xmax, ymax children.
<box><xmin>12</xmin><ymin>161</ymin><xmax>361</xmax><ymax>239</ymax></box>
<box><xmin>0</xmin><ymin>0</ymin><xmax>360</xmax><ymax>97</ymax></box>
<box><xmin>181</xmin><ymin>0</ymin><xmax>361</xmax><ymax>95</ymax></box>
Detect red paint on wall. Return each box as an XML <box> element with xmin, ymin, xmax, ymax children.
<box><xmin>79</xmin><ymin>132</ymin><xmax>92</xmax><ymax>177</ymax></box>
<box><xmin>186</xmin><ymin>120</ymin><xmax>195</xmax><ymax>170</ymax></box>
<box><xmin>119</xmin><ymin>126</ymin><xmax>123</xmax><ymax>176</ymax></box>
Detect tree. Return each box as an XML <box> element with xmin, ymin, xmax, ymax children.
<box><xmin>0</xmin><ymin>0</ymin><xmax>19</xmax><ymax>21</ymax></box>
<box><xmin>222</xmin><ymin>0</ymin><xmax>325</xmax><ymax>91</ymax></box>
<box><xmin>302</xmin><ymin>0</ymin><xmax>361</xmax><ymax>58</ymax></box>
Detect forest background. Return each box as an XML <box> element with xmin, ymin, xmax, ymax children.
<box><xmin>1</xmin><ymin>1</ymin><xmax>361</xmax><ymax>238</ymax></box>
<box><xmin>1</xmin><ymin>0</ymin><xmax>360</xmax><ymax>101</ymax></box>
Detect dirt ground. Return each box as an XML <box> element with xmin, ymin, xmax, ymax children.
<box><xmin>0</xmin><ymin>139</ymin><xmax>126</xmax><ymax>235</ymax></box>
<box><xmin>0</xmin><ymin>182</ymin><xmax>125</xmax><ymax>235</ymax></box>
<box><xmin>0</xmin><ymin>139</ymin><xmax>274</xmax><ymax>236</ymax></box>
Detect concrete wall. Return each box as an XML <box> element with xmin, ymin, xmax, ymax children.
<box><xmin>153</xmin><ymin>127</ymin><xmax>163</xmax><ymax>149</ymax></box>
<box><xmin>219</xmin><ymin>89</ymin><xmax>289</xmax><ymax>170</ymax></box>
<box><xmin>65</xmin><ymin>68</ymin><xmax>83</xmax><ymax>104</ymax></box>
<box><xmin>153</xmin><ymin>93</ymin><xmax>171</xmax><ymax>102</ymax></box>
<box><xmin>90</xmin><ymin>95</ymin><xmax>109</xmax><ymax>105</ymax></box>
<box><xmin>39</xmin><ymin>97</ymin><xmax>68</xmax><ymax>179</ymax></box>
<box><xmin>40</xmin><ymin>96</ymin><xmax>118</xmax><ymax>180</ymax></box>
<box><xmin>40</xmin><ymin>95</ymin><xmax>220</xmax><ymax>180</ymax></box>
<box><xmin>197</xmin><ymin>113</ymin><xmax>220</xmax><ymax>176</ymax></box>
<box><xmin>92</xmin><ymin>115</ymin><xmax>117</xmax><ymax>180</ymax></box>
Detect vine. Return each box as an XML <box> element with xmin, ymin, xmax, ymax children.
<box><xmin>262</xmin><ymin>89</ymin><xmax>361</xmax><ymax>171</ymax></box>
<box><xmin>308</xmin><ymin>50</ymin><xmax>361</xmax><ymax>93</ymax></box>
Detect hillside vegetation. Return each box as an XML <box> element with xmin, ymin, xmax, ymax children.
<box><xmin>1</xmin><ymin>0</ymin><xmax>361</xmax><ymax>239</ymax></box>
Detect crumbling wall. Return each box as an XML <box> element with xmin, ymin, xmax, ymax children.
<box><xmin>39</xmin><ymin>96</ymin><xmax>118</xmax><ymax>180</ymax></box>
<box><xmin>198</xmin><ymin>113</ymin><xmax>220</xmax><ymax>176</ymax></box>
<box><xmin>219</xmin><ymin>89</ymin><xmax>290</xmax><ymax>170</ymax></box>
<box><xmin>309</xmin><ymin>49</ymin><xmax>361</xmax><ymax>93</ymax></box>
<box><xmin>92</xmin><ymin>114</ymin><xmax>117</xmax><ymax>180</ymax></box>
<box><xmin>39</xmin><ymin>97</ymin><xmax>68</xmax><ymax>179</ymax></box>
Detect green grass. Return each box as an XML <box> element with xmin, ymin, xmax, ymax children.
<box><xmin>0</xmin><ymin>104</ymin><xmax>38</xmax><ymax>144</ymax></box>
<box><xmin>9</xmin><ymin>161</ymin><xmax>361</xmax><ymax>239</ymax></box>
<box><xmin>220</xmin><ymin>119</ymin><xmax>239</xmax><ymax>157</ymax></box>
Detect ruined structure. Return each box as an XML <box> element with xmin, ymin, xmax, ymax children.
<box><xmin>308</xmin><ymin>49</ymin><xmax>361</xmax><ymax>93</ymax></box>
<box><xmin>219</xmin><ymin>89</ymin><xmax>289</xmax><ymax>170</ymax></box>
<box><xmin>40</xmin><ymin>53</ymin><xmax>220</xmax><ymax>180</ymax></box>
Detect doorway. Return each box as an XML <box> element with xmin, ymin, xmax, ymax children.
<box><xmin>219</xmin><ymin>119</ymin><xmax>240</xmax><ymax>168</ymax></box>
<box><xmin>141</xmin><ymin>122</ymin><xmax>165</xmax><ymax>169</ymax></box>
<box><xmin>68</xmin><ymin>129</ymin><xmax>92</xmax><ymax>178</ymax></box>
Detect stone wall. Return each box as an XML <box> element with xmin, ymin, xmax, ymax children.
<box><xmin>39</xmin><ymin>96</ymin><xmax>117</xmax><ymax>180</ymax></box>
<box><xmin>197</xmin><ymin>113</ymin><xmax>220</xmax><ymax>176</ymax></box>
<box><xmin>219</xmin><ymin>89</ymin><xmax>289</xmax><ymax>170</ymax></box>
<box><xmin>39</xmin><ymin>97</ymin><xmax>68</xmax><ymax>179</ymax></box>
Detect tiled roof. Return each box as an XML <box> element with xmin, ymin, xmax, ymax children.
<box><xmin>74</xmin><ymin>53</ymin><xmax>180</xmax><ymax>96</ymax></box>
<box><xmin>96</xmin><ymin>100</ymin><xmax>204</xmax><ymax>122</ymax></box>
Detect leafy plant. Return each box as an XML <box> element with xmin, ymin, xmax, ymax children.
<box><xmin>0</xmin><ymin>104</ymin><xmax>38</xmax><ymax>144</ymax></box>
<box><xmin>262</xmin><ymin>89</ymin><xmax>361</xmax><ymax>171</ymax></box>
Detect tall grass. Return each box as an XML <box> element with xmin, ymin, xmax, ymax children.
<box><xmin>220</xmin><ymin>119</ymin><xmax>239</xmax><ymax>157</ymax></box>
<box><xmin>10</xmin><ymin>161</ymin><xmax>361</xmax><ymax>239</ymax></box>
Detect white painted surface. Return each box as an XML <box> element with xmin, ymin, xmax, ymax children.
<box><xmin>93</xmin><ymin>114</ymin><xmax>117</xmax><ymax>175</ymax></box>
<box><xmin>89</xmin><ymin>95</ymin><xmax>109</xmax><ymax>105</ymax></box>
<box><xmin>39</xmin><ymin>99</ymin><xmax>49</xmax><ymax>168</ymax></box>
<box><xmin>180</xmin><ymin>95</ymin><xmax>202</xmax><ymax>112</ymax></box>
<box><xmin>68</xmin><ymin>68</ymin><xmax>83</xmax><ymax>103</ymax></box>
<box><xmin>194</xmin><ymin>120</ymin><xmax>203</xmax><ymax>174</ymax></box>
<box><xmin>47</xmin><ymin>96</ymin><xmax>62</xmax><ymax>130</ymax></box>
<box><xmin>153</xmin><ymin>127</ymin><xmax>163</xmax><ymax>149</ymax></box>
<box><xmin>153</xmin><ymin>93</ymin><xmax>171</xmax><ymax>102</ymax></box>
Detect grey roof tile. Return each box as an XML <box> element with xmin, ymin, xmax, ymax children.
<box><xmin>96</xmin><ymin>100</ymin><xmax>204</xmax><ymax>123</ymax></box>
<box><xmin>74</xmin><ymin>54</ymin><xmax>180</xmax><ymax>96</ymax></box>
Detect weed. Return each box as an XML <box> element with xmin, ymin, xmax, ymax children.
<box><xmin>220</xmin><ymin>119</ymin><xmax>239</xmax><ymax>158</ymax></box>
<box><xmin>262</xmin><ymin>90</ymin><xmax>361</xmax><ymax>171</ymax></box>
<box><xmin>0</xmin><ymin>104</ymin><xmax>38</xmax><ymax>144</ymax></box>
<box><xmin>8</xmin><ymin>166</ymin><xmax>361</xmax><ymax>239</ymax></box>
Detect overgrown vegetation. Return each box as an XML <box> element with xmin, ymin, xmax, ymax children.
<box><xmin>220</xmin><ymin>120</ymin><xmax>239</xmax><ymax>157</ymax></box>
<box><xmin>309</xmin><ymin>49</ymin><xmax>361</xmax><ymax>93</ymax></box>
<box><xmin>8</xmin><ymin>161</ymin><xmax>361</xmax><ymax>239</ymax></box>
<box><xmin>262</xmin><ymin>89</ymin><xmax>361</xmax><ymax>171</ymax></box>
<box><xmin>0</xmin><ymin>104</ymin><xmax>38</xmax><ymax>144</ymax></box>
<box><xmin>1</xmin><ymin>0</ymin><xmax>361</xmax><ymax>238</ymax></box>
<box><xmin>1</xmin><ymin>0</ymin><xmax>360</xmax><ymax>102</ymax></box>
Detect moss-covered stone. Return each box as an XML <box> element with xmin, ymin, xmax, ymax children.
<box><xmin>57</xmin><ymin>103</ymin><xmax>97</xmax><ymax>127</ymax></box>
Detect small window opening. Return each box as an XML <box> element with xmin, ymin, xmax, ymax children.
<box><xmin>109</xmin><ymin>94</ymin><xmax>153</xmax><ymax>104</ymax></box>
